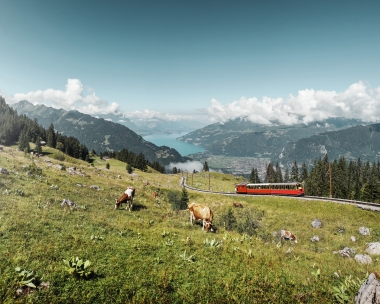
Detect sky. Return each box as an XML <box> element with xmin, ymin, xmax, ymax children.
<box><xmin>1</xmin><ymin>0</ymin><xmax>380</xmax><ymax>125</ymax></box>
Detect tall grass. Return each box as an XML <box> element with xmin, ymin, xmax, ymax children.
<box><xmin>0</xmin><ymin>146</ymin><xmax>378</xmax><ymax>303</ymax></box>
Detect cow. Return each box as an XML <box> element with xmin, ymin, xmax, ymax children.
<box><xmin>188</xmin><ymin>203</ymin><xmax>214</xmax><ymax>232</ymax></box>
<box><xmin>233</xmin><ymin>202</ymin><xmax>244</xmax><ymax>208</ymax></box>
<box><xmin>152</xmin><ymin>191</ymin><xmax>158</xmax><ymax>199</ymax></box>
<box><xmin>115</xmin><ymin>187</ymin><xmax>135</xmax><ymax>211</ymax></box>
<box><xmin>280</xmin><ymin>230</ymin><xmax>297</xmax><ymax>243</ymax></box>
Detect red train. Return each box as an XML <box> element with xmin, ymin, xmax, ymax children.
<box><xmin>235</xmin><ymin>182</ymin><xmax>305</xmax><ymax>196</ymax></box>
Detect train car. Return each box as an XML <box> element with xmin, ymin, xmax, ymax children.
<box><xmin>235</xmin><ymin>182</ymin><xmax>305</xmax><ymax>196</ymax></box>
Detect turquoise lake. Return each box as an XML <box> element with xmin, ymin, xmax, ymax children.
<box><xmin>143</xmin><ymin>132</ymin><xmax>204</xmax><ymax>156</ymax></box>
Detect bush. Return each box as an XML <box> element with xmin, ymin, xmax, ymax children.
<box><xmin>218</xmin><ymin>208</ymin><xmax>237</xmax><ymax>231</ymax></box>
<box><xmin>236</xmin><ymin>207</ymin><xmax>264</xmax><ymax>236</ymax></box>
<box><xmin>167</xmin><ymin>190</ymin><xmax>188</xmax><ymax>210</ymax></box>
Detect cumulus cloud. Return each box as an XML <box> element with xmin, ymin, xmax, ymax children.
<box><xmin>207</xmin><ymin>81</ymin><xmax>380</xmax><ymax>125</ymax></box>
<box><xmin>8</xmin><ymin>79</ymin><xmax>122</xmax><ymax>115</ymax></box>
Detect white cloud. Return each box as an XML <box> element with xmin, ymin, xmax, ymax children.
<box><xmin>125</xmin><ymin>109</ymin><xmax>199</xmax><ymax>122</ymax></box>
<box><xmin>8</xmin><ymin>79</ymin><xmax>121</xmax><ymax>115</ymax></box>
<box><xmin>7</xmin><ymin>79</ymin><xmax>380</xmax><ymax>125</ymax></box>
<box><xmin>166</xmin><ymin>160</ymin><xmax>204</xmax><ymax>173</ymax></box>
<box><xmin>207</xmin><ymin>81</ymin><xmax>380</xmax><ymax>124</ymax></box>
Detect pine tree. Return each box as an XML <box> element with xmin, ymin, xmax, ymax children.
<box><xmin>264</xmin><ymin>163</ymin><xmax>276</xmax><ymax>183</ymax></box>
<box><xmin>179</xmin><ymin>187</ymin><xmax>189</xmax><ymax>209</ymax></box>
<box><xmin>284</xmin><ymin>167</ymin><xmax>290</xmax><ymax>182</ymax></box>
<box><xmin>46</xmin><ymin>123</ymin><xmax>56</xmax><ymax>148</ymax></box>
<box><xmin>18</xmin><ymin>128</ymin><xmax>30</xmax><ymax>152</ymax></box>
<box><xmin>126</xmin><ymin>164</ymin><xmax>133</xmax><ymax>174</ymax></box>
<box><xmin>300</xmin><ymin>163</ymin><xmax>308</xmax><ymax>182</ymax></box>
<box><xmin>290</xmin><ymin>161</ymin><xmax>299</xmax><ymax>182</ymax></box>
<box><xmin>249</xmin><ymin>167</ymin><xmax>260</xmax><ymax>183</ymax></box>
<box><xmin>203</xmin><ymin>161</ymin><xmax>209</xmax><ymax>172</ymax></box>
<box><xmin>275</xmin><ymin>162</ymin><xmax>283</xmax><ymax>183</ymax></box>
<box><xmin>35</xmin><ymin>136</ymin><xmax>42</xmax><ymax>154</ymax></box>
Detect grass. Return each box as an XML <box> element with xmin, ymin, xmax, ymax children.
<box><xmin>0</xmin><ymin>145</ymin><xmax>379</xmax><ymax>303</ymax></box>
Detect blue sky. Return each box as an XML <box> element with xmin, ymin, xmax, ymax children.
<box><xmin>1</xmin><ymin>0</ymin><xmax>380</xmax><ymax>124</ymax></box>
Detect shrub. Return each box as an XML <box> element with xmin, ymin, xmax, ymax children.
<box><xmin>63</xmin><ymin>256</ymin><xmax>94</xmax><ymax>279</ymax></box>
<box><xmin>167</xmin><ymin>190</ymin><xmax>187</xmax><ymax>210</ymax></box>
<box><xmin>235</xmin><ymin>208</ymin><xmax>264</xmax><ymax>236</ymax></box>
<box><xmin>218</xmin><ymin>208</ymin><xmax>237</xmax><ymax>231</ymax></box>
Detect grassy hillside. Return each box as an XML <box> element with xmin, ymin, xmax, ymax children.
<box><xmin>1</xmin><ymin>145</ymin><xmax>379</xmax><ymax>303</ymax></box>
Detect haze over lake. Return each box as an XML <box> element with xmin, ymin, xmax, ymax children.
<box><xmin>143</xmin><ymin>132</ymin><xmax>204</xmax><ymax>156</ymax></box>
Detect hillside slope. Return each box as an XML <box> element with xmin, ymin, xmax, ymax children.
<box><xmin>11</xmin><ymin>100</ymin><xmax>189</xmax><ymax>166</ymax></box>
<box><xmin>0</xmin><ymin>145</ymin><xmax>379</xmax><ymax>303</ymax></box>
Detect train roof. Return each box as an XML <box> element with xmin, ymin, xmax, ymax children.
<box><xmin>236</xmin><ymin>182</ymin><xmax>302</xmax><ymax>186</ymax></box>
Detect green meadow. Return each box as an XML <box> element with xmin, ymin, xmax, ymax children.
<box><xmin>0</xmin><ymin>145</ymin><xmax>379</xmax><ymax>303</ymax></box>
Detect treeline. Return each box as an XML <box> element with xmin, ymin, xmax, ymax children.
<box><xmin>0</xmin><ymin>96</ymin><xmax>89</xmax><ymax>161</ymax></box>
<box><xmin>250</xmin><ymin>155</ymin><xmax>380</xmax><ymax>203</ymax></box>
<box><xmin>100</xmin><ymin>149</ymin><xmax>165</xmax><ymax>173</ymax></box>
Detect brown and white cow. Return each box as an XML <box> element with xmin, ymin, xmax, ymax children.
<box><xmin>280</xmin><ymin>230</ymin><xmax>297</xmax><ymax>243</ymax></box>
<box><xmin>115</xmin><ymin>187</ymin><xmax>135</xmax><ymax>211</ymax></box>
<box><xmin>152</xmin><ymin>191</ymin><xmax>158</xmax><ymax>199</ymax></box>
<box><xmin>188</xmin><ymin>203</ymin><xmax>214</xmax><ymax>232</ymax></box>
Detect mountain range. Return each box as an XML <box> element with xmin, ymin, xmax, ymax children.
<box><xmin>11</xmin><ymin>100</ymin><xmax>190</xmax><ymax>166</ymax></box>
<box><xmin>178</xmin><ymin>117</ymin><xmax>379</xmax><ymax>167</ymax></box>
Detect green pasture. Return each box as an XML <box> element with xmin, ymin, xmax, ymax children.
<box><xmin>0</xmin><ymin>146</ymin><xmax>379</xmax><ymax>303</ymax></box>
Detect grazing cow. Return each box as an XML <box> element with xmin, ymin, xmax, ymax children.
<box><xmin>280</xmin><ymin>230</ymin><xmax>297</xmax><ymax>243</ymax></box>
<box><xmin>233</xmin><ymin>202</ymin><xmax>244</xmax><ymax>208</ymax></box>
<box><xmin>188</xmin><ymin>203</ymin><xmax>214</xmax><ymax>232</ymax></box>
<box><xmin>152</xmin><ymin>191</ymin><xmax>158</xmax><ymax>199</ymax></box>
<box><xmin>115</xmin><ymin>187</ymin><xmax>135</xmax><ymax>211</ymax></box>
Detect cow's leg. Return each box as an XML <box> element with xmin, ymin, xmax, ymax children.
<box><xmin>115</xmin><ymin>199</ymin><xmax>120</xmax><ymax>210</ymax></box>
<box><xmin>202</xmin><ymin>220</ymin><xmax>206</xmax><ymax>230</ymax></box>
<box><xmin>190</xmin><ymin>212</ymin><xmax>194</xmax><ymax>225</ymax></box>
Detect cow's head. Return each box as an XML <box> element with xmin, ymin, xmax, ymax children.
<box><xmin>205</xmin><ymin>222</ymin><xmax>215</xmax><ymax>232</ymax></box>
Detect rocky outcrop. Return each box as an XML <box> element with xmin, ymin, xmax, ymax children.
<box><xmin>355</xmin><ymin>273</ymin><xmax>380</xmax><ymax>304</ymax></box>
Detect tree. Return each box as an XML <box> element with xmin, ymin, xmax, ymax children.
<box><xmin>46</xmin><ymin>123</ymin><xmax>56</xmax><ymax>148</ymax></box>
<box><xmin>35</xmin><ymin>136</ymin><xmax>42</xmax><ymax>154</ymax></box>
<box><xmin>172</xmin><ymin>167</ymin><xmax>178</xmax><ymax>174</ymax></box>
<box><xmin>284</xmin><ymin>167</ymin><xmax>290</xmax><ymax>182</ymax></box>
<box><xmin>264</xmin><ymin>163</ymin><xmax>275</xmax><ymax>183</ymax></box>
<box><xmin>290</xmin><ymin>161</ymin><xmax>299</xmax><ymax>182</ymax></box>
<box><xmin>180</xmin><ymin>187</ymin><xmax>189</xmax><ymax>208</ymax></box>
<box><xmin>203</xmin><ymin>161</ymin><xmax>209</xmax><ymax>172</ymax></box>
<box><xmin>300</xmin><ymin>163</ymin><xmax>308</xmax><ymax>182</ymax></box>
<box><xmin>249</xmin><ymin>167</ymin><xmax>260</xmax><ymax>183</ymax></box>
<box><xmin>126</xmin><ymin>163</ymin><xmax>133</xmax><ymax>174</ymax></box>
<box><xmin>274</xmin><ymin>163</ymin><xmax>283</xmax><ymax>183</ymax></box>
<box><xmin>106</xmin><ymin>162</ymin><xmax>110</xmax><ymax>170</ymax></box>
<box><xmin>18</xmin><ymin>128</ymin><xmax>30</xmax><ymax>152</ymax></box>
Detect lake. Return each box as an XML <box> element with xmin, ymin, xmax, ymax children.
<box><xmin>143</xmin><ymin>132</ymin><xmax>204</xmax><ymax>156</ymax></box>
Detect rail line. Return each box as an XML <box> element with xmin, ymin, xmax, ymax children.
<box><xmin>180</xmin><ymin>177</ymin><xmax>380</xmax><ymax>212</ymax></box>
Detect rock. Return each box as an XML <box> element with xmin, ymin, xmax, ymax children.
<box><xmin>351</xmin><ymin>236</ymin><xmax>356</xmax><ymax>242</ymax></box>
<box><xmin>365</xmin><ymin>242</ymin><xmax>380</xmax><ymax>255</ymax></box>
<box><xmin>0</xmin><ymin>168</ymin><xmax>9</xmax><ymax>174</ymax></box>
<box><xmin>355</xmin><ymin>254</ymin><xmax>372</xmax><ymax>264</ymax></box>
<box><xmin>311</xmin><ymin>219</ymin><xmax>322</xmax><ymax>228</ymax></box>
<box><xmin>359</xmin><ymin>227</ymin><xmax>370</xmax><ymax>236</ymax></box>
<box><xmin>355</xmin><ymin>273</ymin><xmax>380</xmax><ymax>304</ymax></box>
<box><xmin>90</xmin><ymin>185</ymin><xmax>100</xmax><ymax>191</ymax></box>
<box><xmin>338</xmin><ymin>247</ymin><xmax>356</xmax><ymax>258</ymax></box>
<box><xmin>310</xmin><ymin>236</ymin><xmax>320</xmax><ymax>242</ymax></box>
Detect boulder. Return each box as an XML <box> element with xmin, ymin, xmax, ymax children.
<box><xmin>355</xmin><ymin>273</ymin><xmax>380</xmax><ymax>304</ymax></box>
<box><xmin>355</xmin><ymin>254</ymin><xmax>372</xmax><ymax>264</ymax></box>
<box><xmin>0</xmin><ymin>168</ymin><xmax>9</xmax><ymax>174</ymax></box>
<box><xmin>337</xmin><ymin>247</ymin><xmax>356</xmax><ymax>258</ymax></box>
<box><xmin>365</xmin><ymin>242</ymin><xmax>380</xmax><ymax>255</ymax></box>
<box><xmin>310</xmin><ymin>236</ymin><xmax>320</xmax><ymax>242</ymax></box>
<box><xmin>351</xmin><ymin>236</ymin><xmax>356</xmax><ymax>242</ymax></box>
<box><xmin>311</xmin><ymin>219</ymin><xmax>322</xmax><ymax>228</ymax></box>
<box><xmin>359</xmin><ymin>227</ymin><xmax>370</xmax><ymax>236</ymax></box>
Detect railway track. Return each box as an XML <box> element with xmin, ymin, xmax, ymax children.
<box><xmin>180</xmin><ymin>177</ymin><xmax>380</xmax><ymax>212</ymax></box>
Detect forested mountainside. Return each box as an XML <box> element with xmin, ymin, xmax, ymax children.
<box><xmin>276</xmin><ymin>123</ymin><xmax>380</xmax><ymax>167</ymax></box>
<box><xmin>11</xmin><ymin>100</ymin><xmax>190</xmax><ymax>166</ymax></box>
<box><xmin>178</xmin><ymin>117</ymin><xmax>367</xmax><ymax>152</ymax></box>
